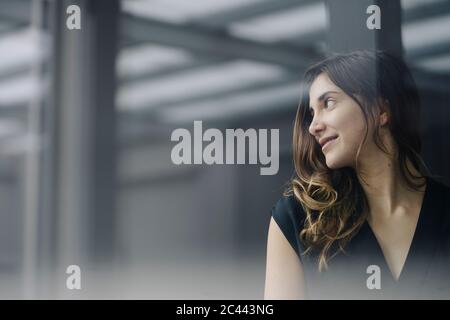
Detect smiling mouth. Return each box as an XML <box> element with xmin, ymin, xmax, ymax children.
<box><xmin>322</xmin><ymin>136</ymin><xmax>338</xmax><ymax>150</ymax></box>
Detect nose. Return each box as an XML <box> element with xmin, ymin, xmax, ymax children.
<box><xmin>308</xmin><ymin>116</ymin><xmax>325</xmax><ymax>137</ymax></box>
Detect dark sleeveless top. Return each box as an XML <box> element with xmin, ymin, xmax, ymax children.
<box><xmin>270</xmin><ymin>176</ymin><xmax>450</xmax><ymax>299</ymax></box>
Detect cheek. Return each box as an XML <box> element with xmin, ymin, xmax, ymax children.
<box><xmin>336</xmin><ymin>112</ymin><xmax>367</xmax><ymax>151</ymax></box>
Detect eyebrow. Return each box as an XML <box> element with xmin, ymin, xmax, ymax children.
<box><xmin>308</xmin><ymin>90</ymin><xmax>339</xmax><ymax>113</ymax></box>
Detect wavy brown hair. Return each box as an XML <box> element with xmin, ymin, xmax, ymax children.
<box><xmin>285</xmin><ymin>50</ymin><xmax>434</xmax><ymax>271</ymax></box>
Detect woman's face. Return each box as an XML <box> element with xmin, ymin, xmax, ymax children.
<box><xmin>308</xmin><ymin>73</ymin><xmax>373</xmax><ymax>169</ymax></box>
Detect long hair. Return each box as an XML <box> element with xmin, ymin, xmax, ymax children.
<box><xmin>285</xmin><ymin>50</ymin><xmax>433</xmax><ymax>271</ymax></box>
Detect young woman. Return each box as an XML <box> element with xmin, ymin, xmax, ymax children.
<box><xmin>264</xmin><ymin>50</ymin><xmax>450</xmax><ymax>299</ymax></box>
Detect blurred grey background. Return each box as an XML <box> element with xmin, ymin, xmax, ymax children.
<box><xmin>0</xmin><ymin>0</ymin><xmax>449</xmax><ymax>299</ymax></box>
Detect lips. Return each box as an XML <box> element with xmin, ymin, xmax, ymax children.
<box><xmin>322</xmin><ymin>136</ymin><xmax>337</xmax><ymax>150</ymax></box>
<box><xmin>319</xmin><ymin>135</ymin><xmax>338</xmax><ymax>147</ymax></box>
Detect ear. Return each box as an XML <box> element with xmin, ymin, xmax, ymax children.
<box><xmin>380</xmin><ymin>111</ymin><xmax>389</xmax><ymax>126</ymax></box>
<box><xmin>379</xmin><ymin>99</ymin><xmax>390</xmax><ymax>126</ymax></box>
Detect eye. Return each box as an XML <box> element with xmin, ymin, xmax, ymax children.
<box><xmin>324</xmin><ymin>98</ymin><xmax>335</xmax><ymax>109</ymax></box>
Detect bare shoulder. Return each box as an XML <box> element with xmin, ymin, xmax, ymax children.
<box><xmin>264</xmin><ymin>216</ymin><xmax>305</xmax><ymax>300</ymax></box>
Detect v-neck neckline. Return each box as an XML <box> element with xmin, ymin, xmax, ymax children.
<box><xmin>363</xmin><ymin>176</ymin><xmax>431</xmax><ymax>284</ymax></box>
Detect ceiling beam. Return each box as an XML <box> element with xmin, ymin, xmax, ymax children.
<box><xmin>122</xmin><ymin>13</ymin><xmax>321</xmax><ymax>71</ymax></box>
<box><xmin>407</xmin><ymin>42</ymin><xmax>450</xmax><ymax>60</ymax></box>
<box><xmin>403</xmin><ymin>1</ymin><xmax>450</xmax><ymax>22</ymax></box>
<box><xmin>193</xmin><ymin>0</ymin><xmax>318</xmax><ymax>29</ymax></box>
<box><xmin>118</xmin><ymin>55</ymin><xmax>229</xmax><ymax>85</ymax></box>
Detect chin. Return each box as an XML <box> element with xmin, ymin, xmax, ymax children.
<box><xmin>325</xmin><ymin>155</ymin><xmax>345</xmax><ymax>170</ymax></box>
<box><xmin>326</xmin><ymin>161</ymin><xmax>339</xmax><ymax>169</ymax></box>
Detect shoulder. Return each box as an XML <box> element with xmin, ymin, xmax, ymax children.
<box><xmin>270</xmin><ymin>193</ymin><xmax>306</xmax><ymax>234</ymax></box>
<box><xmin>428</xmin><ymin>175</ymin><xmax>450</xmax><ymax>202</ymax></box>
<box><xmin>426</xmin><ymin>176</ymin><xmax>450</xmax><ymax>228</ymax></box>
<box><xmin>272</xmin><ymin>194</ymin><xmax>304</xmax><ymax>219</ymax></box>
<box><xmin>270</xmin><ymin>193</ymin><xmax>307</xmax><ymax>259</ymax></box>
<box><xmin>429</xmin><ymin>175</ymin><xmax>450</xmax><ymax>189</ymax></box>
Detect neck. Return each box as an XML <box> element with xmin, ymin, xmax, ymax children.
<box><xmin>355</xmin><ymin>138</ymin><xmax>425</xmax><ymax>221</ymax></box>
